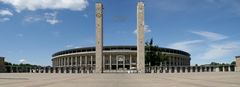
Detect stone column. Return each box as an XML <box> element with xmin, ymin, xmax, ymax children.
<box><xmin>57</xmin><ymin>57</ymin><xmax>60</xmax><ymax>67</ymax></box>
<box><xmin>66</xmin><ymin>57</ymin><xmax>69</xmax><ymax>67</ymax></box>
<box><xmin>80</xmin><ymin>56</ymin><xmax>82</xmax><ymax>67</ymax></box>
<box><xmin>71</xmin><ymin>57</ymin><xmax>74</xmax><ymax>67</ymax></box>
<box><xmin>95</xmin><ymin>2</ymin><xmax>103</xmax><ymax>73</ymax></box>
<box><xmin>169</xmin><ymin>57</ymin><xmax>171</xmax><ymax>66</ymax></box>
<box><xmin>235</xmin><ymin>56</ymin><xmax>240</xmax><ymax>72</ymax></box>
<box><xmin>137</xmin><ymin>1</ymin><xmax>145</xmax><ymax>73</ymax></box>
<box><xmin>75</xmin><ymin>56</ymin><xmax>77</xmax><ymax>67</ymax></box>
<box><xmin>116</xmin><ymin>55</ymin><xmax>118</xmax><ymax>71</ymax></box>
<box><xmin>91</xmin><ymin>56</ymin><xmax>93</xmax><ymax>68</ymax></box>
<box><xmin>110</xmin><ymin>54</ymin><xmax>112</xmax><ymax>71</ymax></box>
<box><xmin>85</xmin><ymin>56</ymin><xmax>87</xmax><ymax>66</ymax></box>
<box><xmin>123</xmin><ymin>55</ymin><xmax>126</xmax><ymax>70</ymax></box>
<box><xmin>56</xmin><ymin>58</ymin><xmax>58</xmax><ymax>67</ymax></box>
<box><xmin>172</xmin><ymin>57</ymin><xmax>175</xmax><ymax>66</ymax></box>
<box><xmin>130</xmin><ymin>54</ymin><xmax>132</xmax><ymax>70</ymax></box>
<box><xmin>60</xmin><ymin>57</ymin><xmax>63</xmax><ymax>67</ymax></box>
<box><xmin>63</xmin><ymin>58</ymin><xmax>65</xmax><ymax>66</ymax></box>
<box><xmin>60</xmin><ymin>58</ymin><xmax>62</xmax><ymax>66</ymax></box>
<box><xmin>71</xmin><ymin>57</ymin><xmax>73</xmax><ymax>67</ymax></box>
<box><xmin>56</xmin><ymin>58</ymin><xmax>59</xmax><ymax>67</ymax></box>
<box><xmin>55</xmin><ymin>59</ymin><xmax>57</xmax><ymax>67</ymax></box>
<box><xmin>62</xmin><ymin>58</ymin><xmax>64</xmax><ymax>66</ymax></box>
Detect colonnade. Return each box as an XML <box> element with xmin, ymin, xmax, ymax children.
<box><xmin>5</xmin><ymin>66</ymin><xmax>95</xmax><ymax>74</ymax></box>
<box><xmin>52</xmin><ymin>54</ymin><xmax>138</xmax><ymax>72</ymax></box>
<box><xmin>52</xmin><ymin>55</ymin><xmax>95</xmax><ymax>68</ymax></box>
<box><xmin>146</xmin><ymin>65</ymin><xmax>236</xmax><ymax>73</ymax></box>
<box><xmin>5</xmin><ymin>65</ymin><xmax>237</xmax><ymax>74</ymax></box>
<box><xmin>52</xmin><ymin>54</ymin><xmax>193</xmax><ymax>71</ymax></box>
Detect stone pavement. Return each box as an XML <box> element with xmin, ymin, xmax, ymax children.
<box><xmin>0</xmin><ymin>72</ymin><xmax>240</xmax><ymax>87</ymax></box>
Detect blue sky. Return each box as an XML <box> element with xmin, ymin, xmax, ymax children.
<box><xmin>0</xmin><ymin>0</ymin><xmax>240</xmax><ymax>66</ymax></box>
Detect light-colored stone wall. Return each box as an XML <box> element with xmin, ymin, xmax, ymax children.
<box><xmin>95</xmin><ymin>2</ymin><xmax>103</xmax><ymax>73</ymax></box>
<box><xmin>0</xmin><ymin>57</ymin><xmax>5</xmax><ymax>72</ymax></box>
<box><xmin>137</xmin><ymin>1</ymin><xmax>145</xmax><ymax>73</ymax></box>
<box><xmin>236</xmin><ymin>56</ymin><xmax>240</xmax><ymax>72</ymax></box>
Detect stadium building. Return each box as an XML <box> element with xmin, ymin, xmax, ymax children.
<box><xmin>52</xmin><ymin>46</ymin><xmax>191</xmax><ymax>72</ymax></box>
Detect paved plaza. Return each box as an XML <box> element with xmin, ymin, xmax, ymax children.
<box><xmin>0</xmin><ymin>72</ymin><xmax>240</xmax><ymax>87</ymax></box>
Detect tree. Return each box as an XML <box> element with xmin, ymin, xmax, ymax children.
<box><xmin>210</xmin><ymin>62</ymin><xmax>220</xmax><ymax>65</ymax></box>
<box><xmin>145</xmin><ymin>38</ymin><xmax>169</xmax><ymax>66</ymax></box>
<box><xmin>145</xmin><ymin>38</ymin><xmax>155</xmax><ymax>66</ymax></box>
<box><xmin>4</xmin><ymin>62</ymin><xmax>12</xmax><ymax>65</ymax></box>
<box><xmin>231</xmin><ymin>61</ymin><xmax>236</xmax><ymax>65</ymax></box>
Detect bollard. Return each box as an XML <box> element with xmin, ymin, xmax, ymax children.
<box><xmin>151</xmin><ymin>69</ymin><xmax>154</xmax><ymax>74</ymax></box>
<box><xmin>223</xmin><ymin>66</ymin><xmax>225</xmax><ymax>72</ymax></box>
<box><xmin>215</xmin><ymin>67</ymin><xmax>219</xmax><ymax>72</ymax></box>
<box><xmin>75</xmin><ymin>68</ymin><xmax>78</xmax><ymax>74</ymax></box>
<box><xmin>228</xmin><ymin>66</ymin><xmax>231</xmax><ymax>72</ymax></box>
<box><xmin>69</xmin><ymin>67</ymin><xmax>72</xmax><ymax>74</ymax></box>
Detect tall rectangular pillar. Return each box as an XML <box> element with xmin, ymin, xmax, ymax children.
<box><xmin>110</xmin><ymin>55</ymin><xmax>112</xmax><ymax>71</ymax></box>
<box><xmin>96</xmin><ymin>2</ymin><xmax>103</xmax><ymax>73</ymax></box>
<box><xmin>236</xmin><ymin>56</ymin><xmax>240</xmax><ymax>72</ymax></box>
<box><xmin>137</xmin><ymin>1</ymin><xmax>145</xmax><ymax>73</ymax></box>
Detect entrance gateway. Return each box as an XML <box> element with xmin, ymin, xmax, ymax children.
<box><xmin>95</xmin><ymin>1</ymin><xmax>145</xmax><ymax>73</ymax></box>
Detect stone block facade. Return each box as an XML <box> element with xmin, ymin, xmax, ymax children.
<box><xmin>236</xmin><ymin>56</ymin><xmax>240</xmax><ymax>72</ymax></box>
<box><xmin>0</xmin><ymin>57</ymin><xmax>5</xmax><ymax>73</ymax></box>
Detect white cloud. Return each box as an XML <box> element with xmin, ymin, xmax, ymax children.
<box><xmin>19</xmin><ymin>59</ymin><xmax>27</xmax><ymax>64</ymax></box>
<box><xmin>83</xmin><ymin>14</ymin><xmax>88</xmax><ymax>18</ymax></box>
<box><xmin>192</xmin><ymin>31</ymin><xmax>228</xmax><ymax>41</ymax></box>
<box><xmin>169</xmin><ymin>30</ymin><xmax>240</xmax><ymax>63</ymax></box>
<box><xmin>0</xmin><ymin>9</ymin><xmax>13</xmax><ymax>16</ymax></box>
<box><xmin>44</xmin><ymin>12</ymin><xmax>60</xmax><ymax>25</ymax></box>
<box><xmin>202</xmin><ymin>42</ymin><xmax>240</xmax><ymax>59</ymax></box>
<box><xmin>144</xmin><ymin>25</ymin><xmax>151</xmax><ymax>33</ymax></box>
<box><xmin>65</xmin><ymin>44</ymin><xmax>80</xmax><ymax>48</ymax></box>
<box><xmin>66</xmin><ymin>44</ymin><xmax>74</xmax><ymax>48</ymax></box>
<box><xmin>24</xmin><ymin>12</ymin><xmax>60</xmax><ymax>25</ymax></box>
<box><xmin>0</xmin><ymin>0</ymin><xmax>89</xmax><ymax>12</ymax></box>
<box><xmin>134</xmin><ymin>25</ymin><xmax>152</xmax><ymax>34</ymax></box>
<box><xmin>24</xmin><ymin>16</ymin><xmax>43</xmax><ymax>22</ymax></box>
<box><xmin>0</xmin><ymin>17</ymin><xmax>10</xmax><ymax>22</ymax></box>
<box><xmin>168</xmin><ymin>40</ymin><xmax>204</xmax><ymax>52</ymax></box>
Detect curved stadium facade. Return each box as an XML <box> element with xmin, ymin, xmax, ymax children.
<box><xmin>52</xmin><ymin>46</ymin><xmax>191</xmax><ymax>71</ymax></box>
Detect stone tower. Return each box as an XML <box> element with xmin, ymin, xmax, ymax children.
<box><xmin>236</xmin><ymin>56</ymin><xmax>240</xmax><ymax>72</ymax></box>
<box><xmin>137</xmin><ymin>1</ymin><xmax>145</xmax><ymax>73</ymax></box>
<box><xmin>0</xmin><ymin>57</ymin><xmax>5</xmax><ymax>73</ymax></box>
<box><xmin>96</xmin><ymin>2</ymin><xmax>103</xmax><ymax>73</ymax></box>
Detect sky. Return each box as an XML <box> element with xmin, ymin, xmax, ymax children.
<box><xmin>0</xmin><ymin>0</ymin><xmax>240</xmax><ymax>66</ymax></box>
